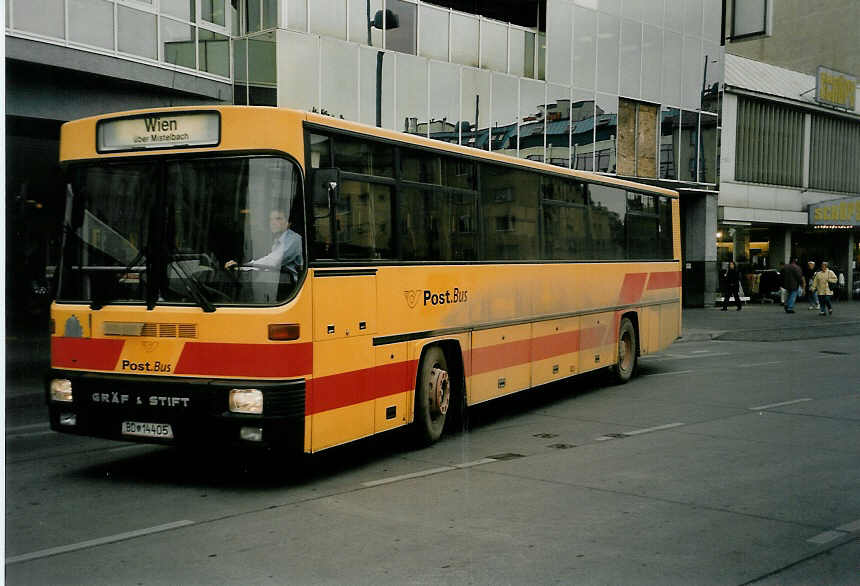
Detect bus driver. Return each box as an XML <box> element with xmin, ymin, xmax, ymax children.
<box><xmin>224</xmin><ymin>208</ymin><xmax>303</xmax><ymax>282</ymax></box>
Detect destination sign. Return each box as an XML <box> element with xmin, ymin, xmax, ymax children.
<box><xmin>97</xmin><ymin>111</ymin><xmax>220</xmax><ymax>152</ymax></box>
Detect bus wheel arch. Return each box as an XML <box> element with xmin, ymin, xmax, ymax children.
<box><xmin>610</xmin><ymin>313</ymin><xmax>639</xmax><ymax>384</ymax></box>
<box><xmin>413</xmin><ymin>341</ymin><xmax>465</xmax><ymax>444</ymax></box>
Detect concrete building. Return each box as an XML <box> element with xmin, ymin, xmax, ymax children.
<box><xmin>720</xmin><ymin>0</ymin><xmax>860</xmax><ymax>301</ymax></box>
<box><xmin>6</xmin><ymin>0</ymin><xmax>725</xmax><ymax>324</ymax></box>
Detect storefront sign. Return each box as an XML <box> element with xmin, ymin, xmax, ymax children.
<box><xmin>809</xmin><ymin>197</ymin><xmax>860</xmax><ymax>227</ymax></box>
<box><xmin>97</xmin><ymin>111</ymin><xmax>220</xmax><ymax>152</ymax></box>
<box><xmin>815</xmin><ymin>66</ymin><xmax>857</xmax><ymax>111</ymax></box>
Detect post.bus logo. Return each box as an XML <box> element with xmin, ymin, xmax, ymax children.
<box><xmin>404</xmin><ymin>290</ymin><xmax>420</xmax><ymax>308</ymax></box>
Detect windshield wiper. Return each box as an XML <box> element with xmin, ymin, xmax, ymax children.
<box><xmin>168</xmin><ymin>258</ymin><xmax>216</xmax><ymax>313</ymax></box>
<box><xmin>90</xmin><ymin>246</ymin><xmax>148</xmax><ymax>311</ymax></box>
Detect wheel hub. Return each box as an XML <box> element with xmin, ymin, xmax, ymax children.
<box><xmin>428</xmin><ymin>367</ymin><xmax>450</xmax><ymax>416</ymax></box>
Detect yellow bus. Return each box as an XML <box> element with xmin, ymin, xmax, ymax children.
<box><xmin>48</xmin><ymin>106</ymin><xmax>681</xmax><ymax>452</ymax></box>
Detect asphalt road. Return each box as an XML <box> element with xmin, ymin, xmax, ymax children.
<box><xmin>5</xmin><ymin>329</ymin><xmax>860</xmax><ymax>584</ymax></box>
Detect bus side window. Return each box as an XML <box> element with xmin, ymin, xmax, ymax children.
<box><xmin>310</xmin><ymin>168</ymin><xmax>338</xmax><ymax>259</ymax></box>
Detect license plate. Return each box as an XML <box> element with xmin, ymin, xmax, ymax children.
<box><xmin>122</xmin><ymin>421</ymin><xmax>174</xmax><ymax>439</ymax></box>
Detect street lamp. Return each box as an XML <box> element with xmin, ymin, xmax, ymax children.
<box><xmin>366</xmin><ymin>3</ymin><xmax>400</xmax><ymax>127</ymax></box>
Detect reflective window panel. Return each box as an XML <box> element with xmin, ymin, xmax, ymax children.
<box><xmin>662</xmin><ymin>31</ymin><xmax>682</xmax><ymax>106</ymax></box>
<box><xmin>246</xmin><ymin>0</ymin><xmax>261</xmax><ymax>32</ymax></box>
<box><xmin>703</xmin><ymin>0</ymin><xmax>722</xmax><ymax>42</ymax></box>
<box><xmin>481</xmin><ymin>18</ymin><xmax>508</xmax><ymax>73</ymax></box>
<box><xmin>524</xmin><ymin>31</ymin><xmax>536</xmax><ymax>79</ymax></box>
<box><xmin>461</xmin><ymin>67</ymin><xmax>490</xmax><ymax>149</ymax></box>
<box><xmin>682</xmin><ymin>36</ymin><xmax>703</xmax><ymax>110</ymax></box>
<box><xmin>419</xmin><ymin>4</ymin><xmax>449</xmax><ymax>62</ymax></box>
<box><xmin>659</xmin><ymin>106</ymin><xmax>680</xmax><ymax>180</ymax></box>
<box><xmin>702</xmin><ymin>41</ymin><xmax>723</xmax><ymax>113</ymax></box>
<box><xmin>277</xmin><ymin>30</ymin><xmax>318</xmax><ymax>111</ymax></box>
<box><xmin>288</xmin><ymin>0</ymin><xmax>308</xmax><ymax>32</ymax></box>
<box><xmin>397</xmin><ymin>53</ymin><xmax>428</xmax><ymax>136</ymax></box>
<box><xmin>547</xmin><ymin>84</ymin><xmax>572</xmax><ymax>168</ymax></box>
<box><xmin>349</xmin><ymin>0</ymin><xmax>382</xmax><ymax>45</ymax></box>
<box><xmin>162</xmin><ymin>0</ymin><xmax>195</xmax><ymax>22</ymax></box>
<box><xmin>620</xmin><ymin>18</ymin><xmax>642</xmax><ymax>99</ymax></box>
<box><xmin>386</xmin><ymin>0</ymin><xmax>417</xmax><ymax>55</ymax></box>
<box><xmin>640</xmin><ymin>0</ymin><xmax>663</xmax><ymax>27</ymax></box>
<box><xmin>596</xmin><ymin>12</ymin><xmax>620</xmax><ymax>94</ymax></box>
<box><xmin>321</xmin><ymin>39</ymin><xmax>359</xmax><ymax>121</ymax></box>
<box><xmin>546</xmin><ymin>0</ymin><xmax>571</xmax><ymax>85</ymax></box>
<box><xmin>520</xmin><ymin>78</ymin><xmax>546</xmax><ymax>162</ymax></box>
<box><xmin>161</xmin><ymin>19</ymin><xmax>196</xmax><ymax>69</ymax></box>
<box><xmin>481</xmin><ymin>163</ymin><xmax>539</xmax><ymax>261</ymax></box>
<box><xmin>118</xmin><ymin>6</ymin><xmax>157</xmax><ymax>59</ymax></box>
<box><xmin>202</xmin><ymin>0</ymin><xmax>226</xmax><ymax>26</ymax></box>
<box><xmin>199</xmin><ymin>29</ymin><xmax>229</xmax><ymax>77</ymax></box>
<box><xmin>451</xmin><ymin>12</ymin><xmax>479</xmax><ymax>68</ymax></box>
<box><xmin>234</xmin><ymin>37</ymin><xmax>248</xmax><ymax>104</ymax></box>
<box><xmin>359</xmin><ymin>47</ymin><xmax>396</xmax><ymax>129</ymax></box>
<box><xmin>573</xmin><ymin>5</ymin><xmax>596</xmax><ymax>90</ymax></box>
<box><xmin>310</xmin><ymin>0</ymin><xmax>347</xmax><ymax>39</ymax></box>
<box><xmin>509</xmin><ymin>27</ymin><xmax>526</xmax><ymax>78</ymax></box>
<box><xmin>571</xmin><ymin>89</ymin><xmax>595</xmax><ymax>171</ymax></box>
<box><xmin>641</xmin><ymin>25</ymin><xmax>662</xmax><ymax>104</ymax></box>
<box><xmin>588</xmin><ymin>183</ymin><xmax>626</xmax><ymax>260</ymax></box>
<box><xmin>13</xmin><ymin>0</ymin><xmax>65</xmax><ymax>38</ymax></box>
<box><xmin>249</xmin><ymin>32</ymin><xmax>277</xmax><ymax>105</ymax></box>
<box><xmin>491</xmin><ymin>73</ymin><xmax>519</xmax><ymax>156</ymax></box>
<box><xmin>429</xmin><ymin>61</ymin><xmax>461</xmax><ymax>144</ymax></box>
<box><xmin>684</xmin><ymin>0</ymin><xmax>703</xmax><ymax>36</ymax></box>
<box><xmin>664</xmin><ymin>0</ymin><xmax>683</xmax><ymax>32</ymax></box>
<box><xmin>699</xmin><ymin>112</ymin><xmax>718</xmax><ymax>184</ymax></box>
<box><xmin>69</xmin><ymin>0</ymin><xmax>114</xmax><ymax>50</ymax></box>
<box><xmin>679</xmin><ymin>110</ymin><xmax>699</xmax><ymax>182</ymax></box>
<box><xmin>595</xmin><ymin>93</ymin><xmax>618</xmax><ymax>173</ymax></box>
<box><xmin>263</xmin><ymin>0</ymin><xmax>277</xmax><ymax>29</ymax></box>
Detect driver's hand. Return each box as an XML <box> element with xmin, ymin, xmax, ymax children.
<box><xmin>224</xmin><ymin>260</ymin><xmax>238</xmax><ymax>270</ymax></box>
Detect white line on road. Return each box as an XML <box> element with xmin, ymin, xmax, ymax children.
<box><xmin>596</xmin><ymin>422</ymin><xmax>685</xmax><ymax>441</ymax></box>
<box><xmin>6</xmin><ymin>423</ymin><xmax>50</xmax><ymax>434</ymax></box>
<box><xmin>454</xmin><ymin>458</ymin><xmax>498</xmax><ymax>469</ymax></box>
<box><xmin>836</xmin><ymin>519</ymin><xmax>860</xmax><ymax>533</ymax></box>
<box><xmin>647</xmin><ymin>370</ymin><xmax>693</xmax><ymax>377</ymax></box>
<box><xmin>5</xmin><ymin>520</ymin><xmax>195</xmax><ymax>565</ymax></box>
<box><xmin>749</xmin><ymin>398</ymin><xmax>812</xmax><ymax>411</ymax></box>
<box><xmin>807</xmin><ymin>530</ymin><xmax>845</xmax><ymax>545</ymax></box>
<box><xmin>736</xmin><ymin>361</ymin><xmax>783</xmax><ymax>368</ymax></box>
<box><xmin>361</xmin><ymin>466</ymin><xmax>456</xmax><ymax>488</ymax></box>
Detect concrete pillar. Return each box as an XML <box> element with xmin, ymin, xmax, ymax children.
<box><xmin>681</xmin><ymin>190</ymin><xmax>718</xmax><ymax>307</ymax></box>
<box><xmin>733</xmin><ymin>228</ymin><xmax>750</xmax><ymax>263</ymax></box>
<box><xmin>768</xmin><ymin>226</ymin><xmax>791</xmax><ymax>268</ymax></box>
<box><xmin>839</xmin><ymin>231</ymin><xmax>854</xmax><ymax>300</ymax></box>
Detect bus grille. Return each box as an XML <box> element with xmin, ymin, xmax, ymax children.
<box><xmin>264</xmin><ymin>387</ymin><xmax>305</xmax><ymax>418</ymax></box>
<box><xmin>103</xmin><ymin>322</ymin><xmax>198</xmax><ymax>338</ymax></box>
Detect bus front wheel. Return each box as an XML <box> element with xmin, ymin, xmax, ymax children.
<box><xmin>414</xmin><ymin>345</ymin><xmax>450</xmax><ymax>444</ymax></box>
<box><xmin>610</xmin><ymin>317</ymin><xmax>638</xmax><ymax>384</ymax></box>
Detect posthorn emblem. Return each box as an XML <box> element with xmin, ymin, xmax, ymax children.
<box><xmin>404</xmin><ymin>290</ymin><xmax>419</xmax><ymax>309</ymax></box>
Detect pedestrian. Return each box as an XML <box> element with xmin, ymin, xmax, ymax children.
<box><xmin>721</xmin><ymin>261</ymin><xmax>743</xmax><ymax>311</ymax></box>
<box><xmin>812</xmin><ymin>261</ymin><xmax>838</xmax><ymax>316</ymax></box>
<box><xmin>805</xmin><ymin>260</ymin><xmax>819</xmax><ymax>310</ymax></box>
<box><xmin>780</xmin><ymin>259</ymin><xmax>803</xmax><ymax>313</ymax></box>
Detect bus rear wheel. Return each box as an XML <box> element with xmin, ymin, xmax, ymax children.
<box><xmin>414</xmin><ymin>345</ymin><xmax>450</xmax><ymax>445</ymax></box>
<box><xmin>610</xmin><ymin>317</ymin><xmax>638</xmax><ymax>384</ymax></box>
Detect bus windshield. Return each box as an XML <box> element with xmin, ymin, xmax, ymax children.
<box><xmin>57</xmin><ymin>156</ymin><xmax>305</xmax><ymax>308</ymax></box>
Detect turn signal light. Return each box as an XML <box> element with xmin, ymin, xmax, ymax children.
<box><xmin>50</xmin><ymin>379</ymin><xmax>73</xmax><ymax>402</ymax></box>
<box><xmin>268</xmin><ymin>323</ymin><xmax>300</xmax><ymax>340</ymax></box>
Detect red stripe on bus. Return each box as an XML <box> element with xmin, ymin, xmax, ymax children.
<box><xmin>470</xmin><ymin>339</ymin><xmax>532</xmax><ymax>376</ymax></box>
<box><xmin>51</xmin><ymin>337</ymin><xmax>125</xmax><ymax>370</ymax></box>
<box><xmin>173</xmin><ymin>342</ymin><xmax>313</xmax><ymax>377</ymax></box>
<box><xmin>647</xmin><ymin>271</ymin><xmax>682</xmax><ymax>290</ymax></box>
<box><xmin>618</xmin><ymin>272</ymin><xmax>649</xmax><ymax>305</ymax></box>
<box><xmin>532</xmin><ymin>330</ymin><xmax>581</xmax><ymax>361</ymax></box>
<box><xmin>580</xmin><ymin>325</ymin><xmax>611</xmax><ymax>350</ymax></box>
<box><xmin>307</xmin><ymin>360</ymin><xmax>418</xmax><ymax>415</ymax></box>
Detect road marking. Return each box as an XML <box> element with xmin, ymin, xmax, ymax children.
<box><xmin>454</xmin><ymin>458</ymin><xmax>497</xmax><ymax>469</ymax></box>
<box><xmin>749</xmin><ymin>398</ymin><xmax>812</xmax><ymax>411</ymax></box>
<box><xmin>807</xmin><ymin>530</ymin><xmax>847</xmax><ymax>545</ymax></box>
<box><xmin>6</xmin><ymin>423</ymin><xmax>50</xmax><ymax>434</ymax></box>
<box><xmin>736</xmin><ymin>361</ymin><xmax>783</xmax><ymax>368</ymax></box>
<box><xmin>647</xmin><ymin>370</ymin><xmax>693</xmax><ymax>377</ymax></box>
<box><xmin>649</xmin><ymin>352</ymin><xmax>732</xmax><ymax>361</ymax></box>
<box><xmin>690</xmin><ymin>350</ymin><xmax>710</xmax><ymax>354</ymax></box>
<box><xmin>5</xmin><ymin>520</ymin><xmax>195</xmax><ymax>565</ymax></box>
<box><xmin>361</xmin><ymin>466</ymin><xmax>457</xmax><ymax>487</ymax></box>
<box><xmin>6</xmin><ymin>430</ymin><xmax>55</xmax><ymax>439</ymax></box>
<box><xmin>596</xmin><ymin>422</ymin><xmax>685</xmax><ymax>441</ymax></box>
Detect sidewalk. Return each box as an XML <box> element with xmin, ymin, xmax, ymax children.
<box><xmin>6</xmin><ymin>300</ymin><xmax>860</xmax><ymax>407</ymax></box>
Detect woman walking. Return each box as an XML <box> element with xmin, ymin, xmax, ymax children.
<box><xmin>812</xmin><ymin>261</ymin><xmax>838</xmax><ymax>316</ymax></box>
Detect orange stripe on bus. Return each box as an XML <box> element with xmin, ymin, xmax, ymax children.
<box><xmin>470</xmin><ymin>339</ymin><xmax>531</xmax><ymax>376</ymax></box>
<box><xmin>647</xmin><ymin>271</ymin><xmax>682</xmax><ymax>290</ymax></box>
<box><xmin>308</xmin><ymin>360</ymin><xmax>418</xmax><ymax>415</ymax></box>
<box><xmin>173</xmin><ymin>342</ymin><xmax>313</xmax><ymax>378</ymax></box>
<box><xmin>51</xmin><ymin>337</ymin><xmax>125</xmax><ymax>370</ymax></box>
<box><xmin>618</xmin><ymin>272</ymin><xmax>649</xmax><ymax>305</ymax></box>
<box><xmin>532</xmin><ymin>330</ymin><xmax>581</xmax><ymax>361</ymax></box>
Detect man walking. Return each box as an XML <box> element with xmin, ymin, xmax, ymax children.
<box><xmin>781</xmin><ymin>258</ymin><xmax>803</xmax><ymax>313</ymax></box>
<box><xmin>804</xmin><ymin>260</ymin><xmax>819</xmax><ymax>310</ymax></box>
<box><xmin>721</xmin><ymin>261</ymin><xmax>743</xmax><ymax>311</ymax></box>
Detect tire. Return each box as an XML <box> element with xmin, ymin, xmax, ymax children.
<box><xmin>609</xmin><ymin>317</ymin><xmax>638</xmax><ymax>384</ymax></box>
<box><xmin>413</xmin><ymin>345</ymin><xmax>450</xmax><ymax>445</ymax></box>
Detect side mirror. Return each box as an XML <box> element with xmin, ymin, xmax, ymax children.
<box><xmin>312</xmin><ymin>168</ymin><xmax>339</xmax><ymax>220</ymax></box>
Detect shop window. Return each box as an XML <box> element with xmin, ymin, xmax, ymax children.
<box><xmin>732</xmin><ymin>0</ymin><xmax>768</xmax><ymax>39</ymax></box>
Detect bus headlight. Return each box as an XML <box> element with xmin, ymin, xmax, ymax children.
<box><xmin>50</xmin><ymin>379</ymin><xmax>74</xmax><ymax>402</ymax></box>
<box><xmin>229</xmin><ymin>389</ymin><xmax>263</xmax><ymax>414</ymax></box>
